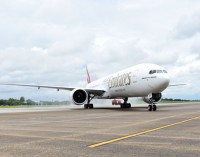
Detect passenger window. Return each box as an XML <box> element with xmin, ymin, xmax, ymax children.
<box><xmin>163</xmin><ymin>70</ymin><xmax>167</xmax><ymax>73</ymax></box>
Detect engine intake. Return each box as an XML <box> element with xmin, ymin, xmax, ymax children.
<box><xmin>143</xmin><ymin>93</ymin><xmax>162</xmax><ymax>104</ymax></box>
<box><xmin>71</xmin><ymin>89</ymin><xmax>88</xmax><ymax>105</ymax></box>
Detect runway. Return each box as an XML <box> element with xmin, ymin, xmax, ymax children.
<box><xmin>0</xmin><ymin>103</ymin><xmax>199</xmax><ymax>157</ymax></box>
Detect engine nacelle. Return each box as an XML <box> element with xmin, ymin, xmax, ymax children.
<box><xmin>143</xmin><ymin>93</ymin><xmax>162</xmax><ymax>104</ymax></box>
<box><xmin>71</xmin><ymin>89</ymin><xmax>88</xmax><ymax>105</ymax></box>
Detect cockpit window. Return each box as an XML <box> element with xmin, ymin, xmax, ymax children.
<box><xmin>149</xmin><ymin>69</ymin><xmax>167</xmax><ymax>74</ymax></box>
<box><xmin>156</xmin><ymin>70</ymin><xmax>163</xmax><ymax>73</ymax></box>
<box><xmin>149</xmin><ymin>70</ymin><xmax>156</xmax><ymax>74</ymax></box>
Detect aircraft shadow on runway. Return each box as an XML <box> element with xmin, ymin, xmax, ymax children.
<box><xmin>71</xmin><ymin>103</ymin><xmax>191</xmax><ymax>112</ymax></box>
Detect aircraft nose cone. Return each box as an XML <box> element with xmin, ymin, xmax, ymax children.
<box><xmin>159</xmin><ymin>74</ymin><xmax>170</xmax><ymax>90</ymax></box>
<box><xmin>150</xmin><ymin>74</ymin><xmax>170</xmax><ymax>93</ymax></box>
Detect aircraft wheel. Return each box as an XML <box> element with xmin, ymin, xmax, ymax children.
<box><xmin>152</xmin><ymin>105</ymin><xmax>157</xmax><ymax>111</ymax></box>
<box><xmin>120</xmin><ymin>104</ymin><xmax>126</xmax><ymax>108</ymax></box>
<box><xmin>148</xmin><ymin>105</ymin><xmax>152</xmax><ymax>111</ymax></box>
<box><xmin>88</xmin><ymin>104</ymin><xmax>94</xmax><ymax>109</ymax></box>
<box><xmin>84</xmin><ymin>104</ymin><xmax>89</xmax><ymax>109</ymax></box>
<box><xmin>126</xmin><ymin>103</ymin><xmax>131</xmax><ymax>108</ymax></box>
<box><xmin>121</xmin><ymin>103</ymin><xmax>131</xmax><ymax>108</ymax></box>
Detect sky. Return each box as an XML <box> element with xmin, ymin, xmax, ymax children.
<box><xmin>0</xmin><ymin>0</ymin><xmax>200</xmax><ymax>101</ymax></box>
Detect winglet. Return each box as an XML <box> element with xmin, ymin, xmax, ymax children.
<box><xmin>86</xmin><ymin>66</ymin><xmax>92</xmax><ymax>84</ymax></box>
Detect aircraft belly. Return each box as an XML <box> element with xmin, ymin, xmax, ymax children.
<box><xmin>108</xmin><ymin>85</ymin><xmax>147</xmax><ymax>98</ymax></box>
<box><xmin>111</xmin><ymin>88</ymin><xmax>128</xmax><ymax>98</ymax></box>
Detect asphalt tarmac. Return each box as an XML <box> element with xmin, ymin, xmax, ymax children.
<box><xmin>0</xmin><ymin>103</ymin><xmax>199</xmax><ymax>157</ymax></box>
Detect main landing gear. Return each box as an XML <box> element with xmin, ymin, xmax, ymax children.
<box><xmin>84</xmin><ymin>104</ymin><xmax>93</xmax><ymax>109</ymax></box>
<box><xmin>84</xmin><ymin>95</ymin><xmax>95</xmax><ymax>109</ymax></box>
<box><xmin>120</xmin><ymin>98</ymin><xmax>131</xmax><ymax>109</ymax></box>
<box><xmin>148</xmin><ymin>103</ymin><xmax>157</xmax><ymax>111</ymax></box>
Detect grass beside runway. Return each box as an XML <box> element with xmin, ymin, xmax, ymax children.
<box><xmin>0</xmin><ymin>105</ymin><xmax>33</xmax><ymax>108</ymax></box>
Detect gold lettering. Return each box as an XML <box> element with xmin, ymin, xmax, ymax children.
<box><xmin>108</xmin><ymin>72</ymin><xmax>132</xmax><ymax>89</ymax></box>
<box><xmin>118</xmin><ymin>75</ymin><xmax>123</xmax><ymax>86</ymax></box>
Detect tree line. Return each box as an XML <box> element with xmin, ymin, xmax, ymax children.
<box><xmin>0</xmin><ymin>97</ymin><xmax>71</xmax><ymax>106</ymax></box>
<box><xmin>0</xmin><ymin>97</ymin><xmax>37</xmax><ymax>106</ymax></box>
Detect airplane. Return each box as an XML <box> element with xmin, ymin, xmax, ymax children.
<box><xmin>0</xmin><ymin>63</ymin><xmax>181</xmax><ymax>111</ymax></box>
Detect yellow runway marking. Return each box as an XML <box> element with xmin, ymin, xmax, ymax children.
<box><xmin>89</xmin><ymin>116</ymin><xmax>200</xmax><ymax>148</ymax></box>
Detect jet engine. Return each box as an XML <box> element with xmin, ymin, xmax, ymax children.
<box><xmin>71</xmin><ymin>89</ymin><xmax>88</xmax><ymax>105</ymax></box>
<box><xmin>143</xmin><ymin>93</ymin><xmax>162</xmax><ymax>104</ymax></box>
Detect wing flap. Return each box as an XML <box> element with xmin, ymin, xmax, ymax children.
<box><xmin>85</xmin><ymin>89</ymin><xmax>105</xmax><ymax>96</ymax></box>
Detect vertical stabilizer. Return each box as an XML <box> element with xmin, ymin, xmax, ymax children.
<box><xmin>86</xmin><ymin>66</ymin><xmax>92</xmax><ymax>84</ymax></box>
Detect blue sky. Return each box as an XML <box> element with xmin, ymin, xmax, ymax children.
<box><xmin>0</xmin><ymin>0</ymin><xmax>200</xmax><ymax>101</ymax></box>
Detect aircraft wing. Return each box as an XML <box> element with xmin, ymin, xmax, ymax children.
<box><xmin>0</xmin><ymin>83</ymin><xmax>105</xmax><ymax>96</ymax></box>
<box><xmin>168</xmin><ymin>84</ymin><xmax>186</xmax><ymax>87</ymax></box>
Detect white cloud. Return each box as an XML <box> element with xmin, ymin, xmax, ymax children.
<box><xmin>0</xmin><ymin>0</ymin><xmax>200</xmax><ymax>100</ymax></box>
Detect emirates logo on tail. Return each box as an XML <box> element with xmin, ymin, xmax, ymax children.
<box><xmin>86</xmin><ymin>66</ymin><xmax>92</xmax><ymax>84</ymax></box>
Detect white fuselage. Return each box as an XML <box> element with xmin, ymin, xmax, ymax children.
<box><xmin>86</xmin><ymin>63</ymin><xmax>170</xmax><ymax>99</ymax></box>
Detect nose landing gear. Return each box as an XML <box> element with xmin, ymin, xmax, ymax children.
<box><xmin>148</xmin><ymin>103</ymin><xmax>157</xmax><ymax>111</ymax></box>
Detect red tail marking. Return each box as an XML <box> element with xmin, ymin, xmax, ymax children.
<box><xmin>86</xmin><ymin>66</ymin><xmax>92</xmax><ymax>84</ymax></box>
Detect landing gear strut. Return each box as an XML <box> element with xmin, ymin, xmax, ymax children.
<box><xmin>148</xmin><ymin>103</ymin><xmax>157</xmax><ymax>111</ymax></box>
<box><xmin>84</xmin><ymin>95</ymin><xmax>95</xmax><ymax>109</ymax></box>
<box><xmin>120</xmin><ymin>97</ymin><xmax>131</xmax><ymax>108</ymax></box>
